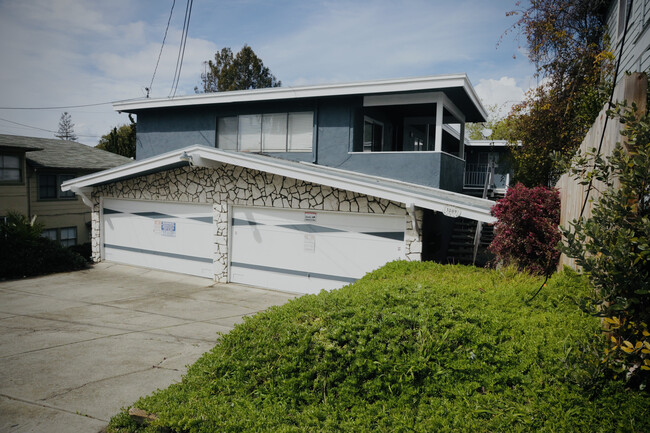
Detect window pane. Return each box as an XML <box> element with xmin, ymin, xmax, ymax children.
<box><xmin>217</xmin><ymin>117</ymin><xmax>238</xmax><ymax>150</ymax></box>
<box><xmin>363</xmin><ymin>121</ymin><xmax>373</xmax><ymax>152</ymax></box>
<box><xmin>59</xmin><ymin>174</ymin><xmax>76</xmax><ymax>198</ymax></box>
<box><xmin>0</xmin><ymin>155</ymin><xmax>21</xmax><ymax>181</ymax></box>
<box><xmin>2</xmin><ymin>155</ymin><xmax>19</xmax><ymax>168</ymax></box>
<box><xmin>262</xmin><ymin>113</ymin><xmax>288</xmax><ymax>152</ymax></box>
<box><xmin>288</xmin><ymin>112</ymin><xmax>313</xmax><ymax>152</ymax></box>
<box><xmin>39</xmin><ymin>174</ymin><xmax>57</xmax><ymax>199</ymax></box>
<box><xmin>60</xmin><ymin>227</ymin><xmax>77</xmax><ymax>247</ymax></box>
<box><xmin>239</xmin><ymin>114</ymin><xmax>262</xmax><ymax>152</ymax></box>
<box><xmin>41</xmin><ymin>229</ymin><xmax>57</xmax><ymax>241</ymax></box>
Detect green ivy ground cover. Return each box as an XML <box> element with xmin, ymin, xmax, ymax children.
<box><xmin>108</xmin><ymin>262</ymin><xmax>649</xmax><ymax>432</ymax></box>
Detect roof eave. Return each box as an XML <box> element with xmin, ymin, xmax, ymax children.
<box><xmin>113</xmin><ymin>74</ymin><xmax>487</xmax><ymax>121</ymax></box>
<box><xmin>62</xmin><ymin>145</ymin><xmax>496</xmax><ymax>223</ymax></box>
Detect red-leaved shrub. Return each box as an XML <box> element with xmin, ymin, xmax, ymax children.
<box><xmin>489</xmin><ymin>183</ymin><xmax>561</xmax><ymax>275</ymax></box>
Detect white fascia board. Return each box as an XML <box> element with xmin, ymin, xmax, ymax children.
<box><xmin>466</xmin><ymin>140</ymin><xmax>521</xmax><ymax>147</ymax></box>
<box><xmin>61</xmin><ymin>145</ymin><xmax>496</xmax><ymax>223</ymax></box>
<box><xmin>60</xmin><ymin>150</ymin><xmax>190</xmax><ymax>191</ymax></box>
<box><xmin>114</xmin><ymin>74</ymin><xmax>472</xmax><ymax>112</ymax></box>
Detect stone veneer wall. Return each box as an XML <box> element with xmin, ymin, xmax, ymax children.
<box><xmin>90</xmin><ymin>164</ymin><xmax>423</xmax><ymax>281</ymax></box>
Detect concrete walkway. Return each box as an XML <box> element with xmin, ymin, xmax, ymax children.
<box><xmin>0</xmin><ymin>263</ymin><xmax>296</xmax><ymax>433</ymax></box>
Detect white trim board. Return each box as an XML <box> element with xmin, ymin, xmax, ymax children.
<box><xmin>62</xmin><ymin>145</ymin><xmax>496</xmax><ymax>223</ymax></box>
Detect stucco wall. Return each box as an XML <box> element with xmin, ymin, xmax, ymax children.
<box><xmin>90</xmin><ymin>163</ymin><xmax>423</xmax><ymax>281</ymax></box>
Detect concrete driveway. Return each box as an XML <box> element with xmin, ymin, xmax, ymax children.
<box><xmin>0</xmin><ymin>262</ymin><xmax>296</xmax><ymax>433</ymax></box>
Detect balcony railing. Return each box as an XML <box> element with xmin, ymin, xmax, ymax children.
<box><xmin>464</xmin><ymin>163</ymin><xmax>489</xmax><ymax>187</ymax></box>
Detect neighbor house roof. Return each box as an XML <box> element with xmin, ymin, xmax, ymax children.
<box><xmin>61</xmin><ymin>145</ymin><xmax>496</xmax><ymax>223</ymax></box>
<box><xmin>0</xmin><ymin>134</ymin><xmax>132</xmax><ymax>170</ymax></box>
<box><xmin>113</xmin><ymin>74</ymin><xmax>488</xmax><ymax>123</ymax></box>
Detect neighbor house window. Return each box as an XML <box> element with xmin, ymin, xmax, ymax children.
<box><xmin>217</xmin><ymin>111</ymin><xmax>313</xmax><ymax>152</ymax></box>
<box><xmin>42</xmin><ymin>228</ymin><xmax>58</xmax><ymax>241</ymax></box>
<box><xmin>363</xmin><ymin>117</ymin><xmax>383</xmax><ymax>152</ymax></box>
<box><xmin>42</xmin><ymin>227</ymin><xmax>77</xmax><ymax>247</ymax></box>
<box><xmin>59</xmin><ymin>227</ymin><xmax>77</xmax><ymax>247</ymax></box>
<box><xmin>0</xmin><ymin>154</ymin><xmax>21</xmax><ymax>182</ymax></box>
<box><xmin>38</xmin><ymin>174</ymin><xmax>76</xmax><ymax>200</ymax></box>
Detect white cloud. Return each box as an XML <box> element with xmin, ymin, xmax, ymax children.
<box><xmin>474</xmin><ymin>76</ymin><xmax>533</xmax><ymax>118</ymax></box>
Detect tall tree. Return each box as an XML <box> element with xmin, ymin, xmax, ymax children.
<box><xmin>504</xmin><ymin>0</ymin><xmax>613</xmax><ymax>186</ymax></box>
<box><xmin>96</xmin><ymin>115</ymin><xmax>136</xmax><ymax>158</ymax></box>
<box><xmin>55</xmin><ymin>111</ymin><xmax>78</xmax><ymax>141</ymax></box>
<box><xmin>195</xmin><ymin>45</ymin><xmax>281</xmax><ymax>93</ymax></box>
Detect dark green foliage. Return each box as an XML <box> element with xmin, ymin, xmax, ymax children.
<box><xmin>195</xmin><ymin>45</ymin><xmax>281</xmax><ymax>93</ymax></box>
<box><xmin>97</xmin><ymin>115</ymin><xmax>136</xmax><ymax>158</ymax></box>
<box><xmin>562</xmin><ymin>101</ymin><xmax>650</xmax><ymax>388</ymax></box>
<box><xmin>67</xmin><ymin>242</ymin><xmax>92</xmax><ymax>262</ymax></box>
<box><xmin>0</xmin><ymin>211</ymin><xmax>87</xmax><ymax>279</ymax></box>
<box><xmin>108</xmin><ymin>262</ymin><xmax>648</xmax><ymax>433</ymax></box>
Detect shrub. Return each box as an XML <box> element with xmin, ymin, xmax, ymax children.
<box><xmin>562</xmin><ymin>101</ymin><xmax>650</xmax><ymax>389</ymax></box>
<box><xmin>68</xmin><ymin>242</ymin><xmax>92</xmax><ymax>262</ymax></box>
<box><xmin>489</xmin><ymin>183</ymin><xmax>561</xmax><ymax>275</ymax></box>
<box><xmin>0</xmin><ymin>211</ymin><xmax>88</xmax><ymax>279</ymax></box>
<box><xmin>108</xmin><ymin>262</ymin><xmax>649</xmax><ymax>433</ymax></box>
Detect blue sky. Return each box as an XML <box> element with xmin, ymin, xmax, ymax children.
<box><xmin>0</xmin><ymin>0</ymin><xmax>536</xmax><ymax>146</ymax></box>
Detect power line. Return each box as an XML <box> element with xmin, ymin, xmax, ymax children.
<box><xmin>0</xmin><ymin>117</ymin><xmax>99</xmax><ymax>138</ymax></box>
<box><xmin>0</xmin><ymin>102</ymin><xmax>113</xmax><ymax>110</ymax></box>
<box><xmin>148</xmin><ymin>0</ymin><xmax>176</xmax><ymax>98</ymax></box>
<box><xmin>169</xmin><ymin>0</ymin><xmax>193</xmax><ymax>98</ymax></box>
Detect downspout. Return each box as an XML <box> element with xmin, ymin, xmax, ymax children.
<box><xmin>406</xmin><ymin>202</ymin><xmax>421</xmax><ymax>241</ymax></box>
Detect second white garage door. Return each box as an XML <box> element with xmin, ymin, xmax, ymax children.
<box><xmin>103</xmin><ymin>199</ymin><xmax>214</xmax><ymax>278</ymax></box>
<box><xmin>230</xmin><ymin>207</ymin><xmax>406</xmax><ymax>293</ymax></box>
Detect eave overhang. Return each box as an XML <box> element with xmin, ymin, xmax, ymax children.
<box><xmin>113</xmin><ymin>74</ymin><xmax>488</xmax><ymax>123</ymax></box>
<box><xmin>61</xmin><ymin>145</ymin><xmax>496</xmax><ymax>223</ymax></box>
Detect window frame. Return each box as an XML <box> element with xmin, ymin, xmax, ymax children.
<box><xmin>38</xmin><ymin>173</ymin><xmax>77</xmax><ymax>201</ymax></box>
<box><xmin>0</xmin><ymin>153</ymin><xmax>23</xmax><ymax>184</ymax></box>
<box><xmin>363</xmin><ymin>116</ymin><xmax>384</xmax><ymax>152</ymax></box>
<box><xmin>217</xmin><ymin>111</ymin><xmax>314</xmax><ymax>153</ymax></box>
<box><xmin>41</xmin><ymin>226</ymin><xmax>77</xmax><ymax>247</ymax></box>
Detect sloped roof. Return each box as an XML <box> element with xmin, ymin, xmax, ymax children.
<box><xmin>114</xmin><ymin>74</ymin><xmax>488</xmax><ymax>123</ymax></box>
<box><xmin>0</xmin><ymin>134</ymin><xmax>132</xmax><ymax>170</ymax></box>
<box><xmin>62</xmin><ymin>145</ymin><xmax>496</xmax><ymax>223</ymax></box>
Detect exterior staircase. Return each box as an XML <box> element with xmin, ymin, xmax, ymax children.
<box><xmin>446</xmin><ymin>217</ymin><xmax>495</xmax><ymax>266</ymax></box>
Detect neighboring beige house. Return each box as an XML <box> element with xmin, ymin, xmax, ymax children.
<box><xmin>0</xmin><ymin>134</ymin><xmax>131</xmax><ymax>246</ymax></box>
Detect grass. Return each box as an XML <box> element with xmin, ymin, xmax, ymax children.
<box><xmin>108</xmin><ymin>261</ymin><xmax>649</xmax><ymax>432</ymax></box>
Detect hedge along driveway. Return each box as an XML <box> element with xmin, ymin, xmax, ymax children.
<box><xmin>0</xmin><ymin>262</ymin><xmax>295</xmax><ymax>433</ymax></box>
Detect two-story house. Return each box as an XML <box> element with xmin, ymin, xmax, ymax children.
<box><xmin>62</xmin><ymin>74</ymin><xmax>498</xmax><ymax>293</ymax></box>
<box><xmin>0</xmin><ymin>134</ymin><xmax>131</xmax><ymax>246</ymax></box>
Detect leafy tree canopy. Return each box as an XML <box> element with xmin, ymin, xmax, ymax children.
<box><xmin>195</xmin><ymin>45</ymin><xmax>281</xmax><ymax>93</ymax></box>
<box><xmin>467</xmin><ymin>104</ymin><xmax>513</xmax><ymax>140</ymax></box>
<box><xmin>504</xmin><ymin>0</ymin><xmax>613</xmax><ymax>186</ymax></box>
<box><xmin>96</xmin><ymin>115</ymin><xmax>136</xmax><ymax>158</ymax></box>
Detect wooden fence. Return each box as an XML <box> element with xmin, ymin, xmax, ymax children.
<box><xmin>556</xmin><ymin>72</ymin><xmax>647</xmax><ymax>269</ymax></box>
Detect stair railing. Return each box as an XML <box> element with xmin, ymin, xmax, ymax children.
<box><xmin>472</xmin><ymin>161</ymin><xmax>494</xmax><ymax>265</ymax></box>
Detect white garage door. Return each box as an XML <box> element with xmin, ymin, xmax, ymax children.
<box><xmin>230</xmin><ymin>207</ymin><xmax>405</xmax><ymax>293</ymax></box>
<box><xmin>103</xmin><ymin>199</ymin><xmax>214</xmax><ymax>278</ymax></box>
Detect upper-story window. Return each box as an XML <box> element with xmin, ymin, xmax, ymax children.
<box><xmin>0</xmin><ymin>154</ymin><xmax>22</xmax><ymax>183</ymax></box>
<box><xmin>38</xmin><ymin>174</ymin><xmax>76</xmax><ymax>200</ymax></box>
<box><xmin>217</xmin><ymin>111</ymin><xmax>313</xmax><ymax>153</ymax></box>
<box><xmin>363</xmin><ymin>117</ymin><xmax>383</xmax><ymax>152</ymax></box>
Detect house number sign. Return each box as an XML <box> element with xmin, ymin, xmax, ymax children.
<box><xmin>442</xmin><ymin>206</ymin><xmax>461</xmax><ymax>218</ymax></box>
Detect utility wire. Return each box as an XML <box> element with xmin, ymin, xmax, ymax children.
<box><xmin>169</xmin><ymin>0</ymin><xmax>193</xmax><ymax>98</ymax></box>
<box><xmin>579</xmin><ymin>0</ymin><xmax>633</xmax><ymax>218</ymax></box>
<box><xmin>148</xmin><ymin>0</ymin><xmax>176</xmax><ymax>97</ymax></box>
<box><xmin>0</xmin><ymin>102</ymin><xmax>113</xmax><ymax>110</ymax></box>
<box><xmin>0</xmin><ymin>116</ymin><xmax>99</xmax><ymax>138</ymax></box>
